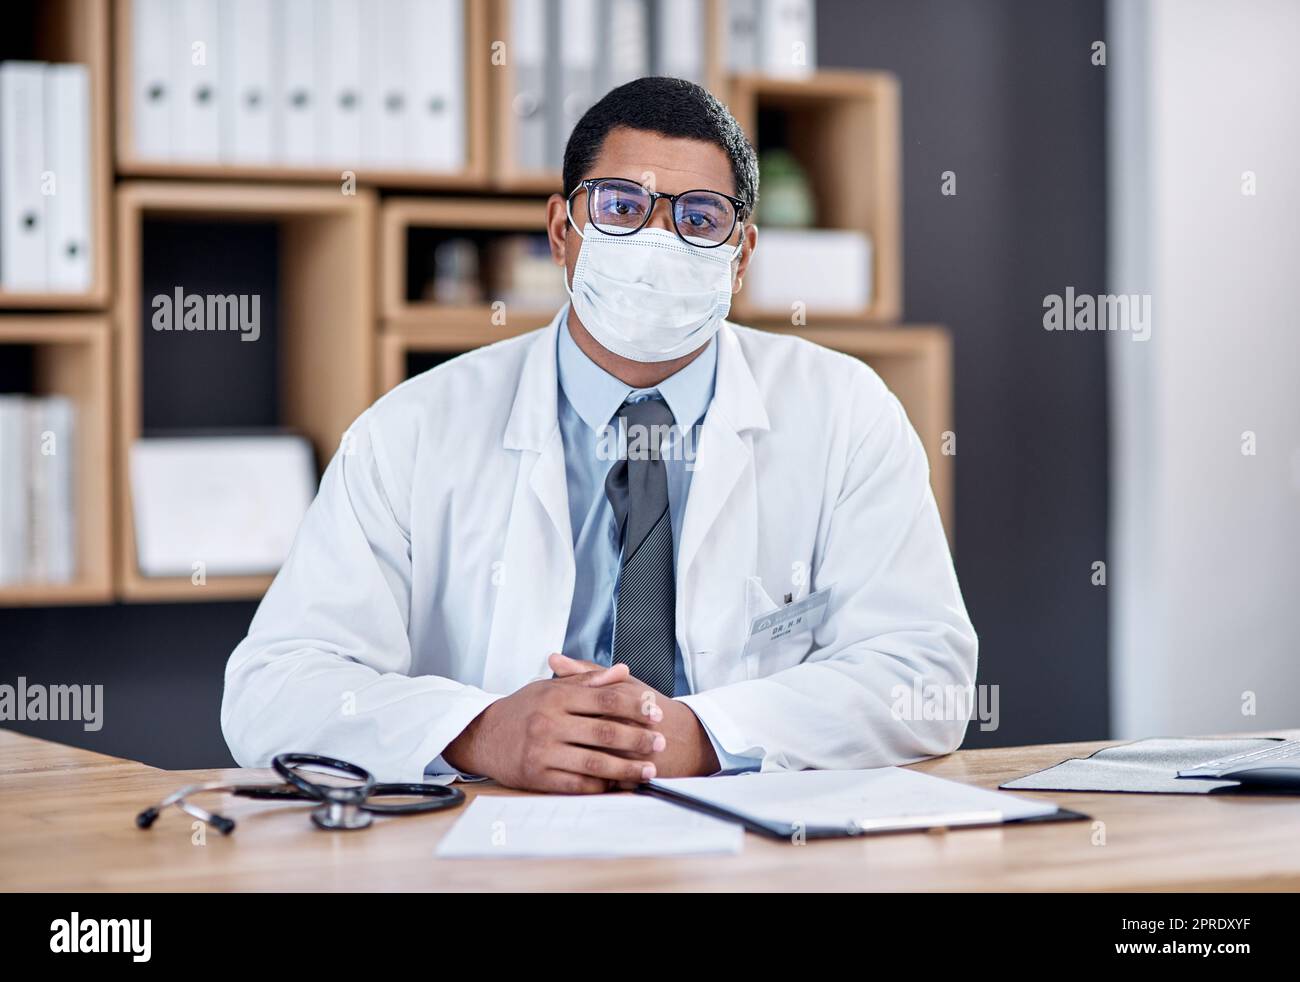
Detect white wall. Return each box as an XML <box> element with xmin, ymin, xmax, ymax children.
<box><xmin>1109</xmin><ymin>0</ymin><xmax>1300</xmax><ymax>736</ymax></box>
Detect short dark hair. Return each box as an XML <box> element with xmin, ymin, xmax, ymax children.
<box><xmin>562</xmin><ymin>76</ymin><xmax>758</xmax><ymax>214</ymax></box>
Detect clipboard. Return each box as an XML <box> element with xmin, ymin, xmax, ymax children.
<box><xmin>637</xmin><ymin>770</ymin><xmax>1090</xmax><ymax>841</ymax></box>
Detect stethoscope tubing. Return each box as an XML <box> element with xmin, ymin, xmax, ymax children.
<box><xmin>136</xmin><ymin>754</ymin><xmax>465</xmax><ymax>834</ymax></box>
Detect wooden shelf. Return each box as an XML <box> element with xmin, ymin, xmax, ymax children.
<box><xmin>0</xmin><ymin>317</ymin><xmax>113</xmax><ymax>606</ymax></box>
<box><xmin>112</xmin><ymin>0</ymin><xmax>491</xmax><ymax>189</ymax></box>
<box><xmin>114</xmin><ymin>181</ymin><xmax>377</xmax><ymax>602</ymax></box>
<box><xmin>758</xmin><ymin>322</ymin><xmax>952</xmax><ymax>540</ymax></box>
<box><xmin>379</xmin><ymin>195</ymin><xmax>559</xmax><ymax>327</ymax></box>
<box><xmin>377</xmin><ymin>318</ymin><xmax>548</xmax><ymax>397</ymax></box>
<box><xmin>488</xmin><ymin>0</ymin><xmax>729</xmax><ymax>193</ymax></box>
<box><xmin>0</xmin><ymin>0</ymin><xmax>112</xmax><ymax>310</ymax></box>
<box><xmin>727</xmin><ymin>70</ymin><xmax>902</xmax><ymax>324</ymax></box>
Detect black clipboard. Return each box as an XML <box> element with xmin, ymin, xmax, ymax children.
<box><xmin>636</xmin><ymin>780</ymin><xmax>1090</xmax><ymax>841</ymax></box>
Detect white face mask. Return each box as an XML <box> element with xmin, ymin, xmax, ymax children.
<box><xmin>564</xmin><ymin>222</ymin><xmax>741</xmax><ymax>363</ymax></box>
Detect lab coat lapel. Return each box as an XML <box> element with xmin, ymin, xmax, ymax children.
<box><xmin>677</xmin><ymin>324</ymin><xmax>771</xmax><ymax>687</ymax></box>
<box><xmin>679</xmin><ymin>323</ymin><xmax>771</xmax><ymax>579</ymax></box>
<box><xmin>483</xmin><ymin>311</ymin><xmax>576</xmax><ymax>694</ymax></box>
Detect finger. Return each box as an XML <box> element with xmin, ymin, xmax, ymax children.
<box><xmin>536</xmin><ymin>771</ymin><xmax>611</xmax><ymax>794</ymax></box>
<box><xmin>561</xmin><ymin>715</ymin><xmax>666</xmax><ymax>756</ymax></box>
<box><xmin>549</xmin><ymin>745</ymin><xmax>657</xmax><ymax>784</ymax></box>
<box><xmin>548</xmin><ymin>653</ymin><xmax>629</xmax><ymax>686</ymax></box>
<box><xmin>548</xmin><ymin>652</ymin><xmax>599</xmax><ymax>676</ymax></box>
<box><xmin>568</xmin><ymin>682</ymin><xmax>665</xmax><ymax>724</ymax></box>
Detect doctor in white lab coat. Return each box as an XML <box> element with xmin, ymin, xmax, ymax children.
<box><xmin>222</xmin><ymin>77</ymin><xmax>976</xmax><ymax>790</ymax></box>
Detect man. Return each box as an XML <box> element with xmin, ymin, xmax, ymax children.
<box><xmin>222</xmin><ymin>77</ymin><xmax>976</xmax><ymax>792</ymax></box>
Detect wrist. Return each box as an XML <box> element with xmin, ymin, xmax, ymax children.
<box><xmin>676</xmin><ymin>700</ymin><xmax>720</xmax><ymax>776</ymax></box>
<box><xmin>443</xmin><ymin>701</ymin><xmax>496</xmax><ymax>775</ymax></box>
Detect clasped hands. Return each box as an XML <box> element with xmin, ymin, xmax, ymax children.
<box><xmin>442</xmin><ymin>653</ymin><xmax>720</xmax><ymax>793</ymax></box>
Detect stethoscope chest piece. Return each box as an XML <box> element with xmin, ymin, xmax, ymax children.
<box><xmin>312</xmin><ymin>797</ymin><xmax>373</xmax><ymax>831</ymax></box>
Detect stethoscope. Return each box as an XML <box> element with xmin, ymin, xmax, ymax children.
<box><xmin>136</xmin><ymin>753</ymin><xmax>465</xmax><ymax>833</ymax></box>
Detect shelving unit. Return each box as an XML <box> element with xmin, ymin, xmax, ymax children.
<box><xmin>0</xmin><ymin>317</ymin><xmax>113</xmax><ymax>606</ymax></box>
<box><xmin>113</xmin><ymin>182</ymin><xmax>376</xmax><ymax>602</ymax></box>
<box><xmin>0</xmin><ymin>0</ymin><xmax>112</xmax><ymax>309</ymax></box>
<box><xmin>112</xmin><ymin>0</ymin><xmax>491</xmax><ymax>190</ymax></box>
<box><xmin>1</xmin><ymin>1</ymin><xmax>952</xmax><ymax>607</ymax></box>
<box><xmin>727</xmin><ymin>70</ymin><xmax>902</xmax><ymax>324</ymax></box>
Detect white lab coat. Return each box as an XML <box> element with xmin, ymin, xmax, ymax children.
<box><xmin>222</xmin><ymin>309</ymin><xmax>977</xmax><ymax>782</ymax></box>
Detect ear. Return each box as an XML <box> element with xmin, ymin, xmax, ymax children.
<box><xmin>545</xmin><ymin>193</ymin><xmax>571</xmax><ymax>266</ymax></box>
<box><xmin>732</xmin><ymin>222</ymin><xmax>758</xmax><ymax>294</ymax></box>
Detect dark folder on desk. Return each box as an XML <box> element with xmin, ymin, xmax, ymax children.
<box><xmin>1000</xmin><ymin>737</ymin><xmax>1286</xmax><ymax>794</ymax></box>
<box><xmin>639</xmin><ymin>767</ymin><xmax>1089</xmax><ymax>841</ymax></box>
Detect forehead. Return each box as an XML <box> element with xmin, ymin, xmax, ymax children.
<box><xmin>585</xmin><ymin>126</ymin><xmax>736</xmax><ymax>196</ymax></box>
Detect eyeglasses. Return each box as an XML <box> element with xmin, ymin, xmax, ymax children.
<box><xmin>568</xmin><ymin>177</ymin><xmax>750</xmax><ymax>249</ymax></box>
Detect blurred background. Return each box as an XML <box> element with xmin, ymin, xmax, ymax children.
<box><xmin>0</xmin><ymin>0</ymin><xmax>1295</xmax><ymax>766</ymax></box>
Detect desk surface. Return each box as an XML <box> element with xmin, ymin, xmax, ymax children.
<box><xmin>2</xmin><ymin>728</ymin><xmax>1298</xmax><ymax>892</ymax></box>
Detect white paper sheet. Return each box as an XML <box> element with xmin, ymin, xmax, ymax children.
<box><xmin>435</xmin><ymin>794</ymin><xmax>744</xmax><ymax>859</ymax></box>
<box><xmin>651</xmin><ymin>767</ymin><xmax>1060</xmax><ymax>833</ymax></box>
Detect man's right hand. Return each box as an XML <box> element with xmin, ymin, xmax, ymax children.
<box><xmin>441</xmin><ymin>666</ymin><xmax>667</xmax><ymax>793</ymax></box>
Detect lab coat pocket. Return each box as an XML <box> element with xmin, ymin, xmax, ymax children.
<box><xmin>742</xmin><ymin>576</ymin><xmax>815</xmax><ymax>680</ymax></box>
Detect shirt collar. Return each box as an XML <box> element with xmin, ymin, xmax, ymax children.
<box><xmin>556</xmin><ymin>308</ymin><xmax>717</xmax><ymax>431</ymax></box>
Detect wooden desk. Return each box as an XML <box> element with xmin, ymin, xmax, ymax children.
<box><xmin>2</xmin><ymin>728</ymin><xmax>1298</xmax><ymax>891</ymax></box>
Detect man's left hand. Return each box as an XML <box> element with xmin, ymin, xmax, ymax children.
<box><xmin>548</xmin><ymin>653</ymin><xmax>721</xmax><ymax>782</ymax></box>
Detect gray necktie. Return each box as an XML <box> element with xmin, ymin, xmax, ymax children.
<box><xmin>605</xmin><ymin>396</ymin><xmax>677</xmax><ymax>696</ymax></box>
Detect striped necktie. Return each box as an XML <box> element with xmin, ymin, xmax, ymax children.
<box><xmin>604</xmin><ymin>396</ymin><xmax>677</xmax><ymax>696</ymax></box>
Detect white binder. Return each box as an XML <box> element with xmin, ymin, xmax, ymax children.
<box><xmin>727</xmin><ymin>0</ymin><xmax>760</xmax><ymax>73</ymax></box>
<box><xmin>275</xmin><ymin>0</ymin><xmax>321</xmax><ymax>164</ymax></box>
<box><xmin>653</xmin><ymin>0</ymin><xmax>706</xmax><ymax>83</ymax></box>
<box><xmin>26</xmin><ymin>397</ymin><xmax>77</xmax><ymax>584</ymax></box>
<box><xmin>44</xmin><ymin>64</ymin><xmax>92</xmax><ymax>294</ymax></box>
<box><xmin>510</xmin><ymin>0</ymin><xmax>549</xmax><ymax>173</ymax></box>
<box><xmin>132</xmin><ymin>0</ymin><xmax>174</xmax><ymax>159</ymax></box>
<box><xmin>559</xmin><ymin>0</ymin><xmax>599</xmax><ymax>159</ymax></box>
<box><xmin>407</xmin><ymin>0</ymin><xmax>465</xmax><ymax>171</ymax></box>
<box><xmin>0</xmin><ymin>62</ymin><xmax>48</xmax><ymax>291</ymax></box>
<box><xmin>0</xmin><ymin>398</ymin><xmax>29</xmax><ymax>585</ymax></box>
<box><xmin>601</xmin><ymin>0</ymin><xmax>650</xmax><ymax>91</ymax></box>
<box><xmin>322</xmin><ymin>0</ymin><xmax>363</xmax><ymax>167</ymax></box>
<box><xmin>362</xmin><ymin>0</ymin><xmax>409</xmax><ymax>166</ymax></box>
<box><xmin>759</xmin><ymin>0</ymin><xmax>816</xmax><ymax>77</ymax></box>
<box><xmin>219</xmin><ymin>0</ymin><xmax>274</xmax><ymax>163</ymax></box>
<box><xmin>173</xmin><ymin>0</ymin><xmax>221</xmax><ymax>160</ymax></box>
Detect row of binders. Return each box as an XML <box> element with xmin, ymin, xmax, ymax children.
<box><xmin>0</xmin><ymin>62</ymin><xmax>92</xmax><ymax>294</ymax></box>
<box><xmin>131</xmin><ymin>0</ymin><xmax>466</xmax><ymax>171</ymax></box>
<box><xmin>0</xmin><ymin>396</ymin><xmax>77</xmax><ymax>587</ymax></box>
<box><xmin>507</xmin><ymin>0</ymin><xmax>818</xmax><ymax>173</ymax></box>
<box><xmin>509</xmin><ymin>0</ymin><xmax>717</xmax><ymax>173</ymax></box>
<box><xmin>726</xmin><ymin>0</ymin><xmax>818</xmax><ymax>76</ymax></box>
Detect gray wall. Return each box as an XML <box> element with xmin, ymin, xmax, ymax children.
<box><xmin>816</xmin><ymin>0</ymin><xmax>1110</xmax><ymax>747</ymax></box>
<box><xmin>0</xmin><ymin>0</ymin><xmax>1109</xmax><ymax>766</ymax></box>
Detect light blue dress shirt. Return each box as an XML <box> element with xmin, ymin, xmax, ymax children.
<box><xmin>555</xmin><ymin>313</ymin><xmax>758</xmax><ymax>773</ymax></box>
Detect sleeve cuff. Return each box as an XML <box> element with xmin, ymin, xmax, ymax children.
<box><xmin>679</xmin><ymin>694</ymin><xmax>762</xmax><ymax>774</ymax></box>
<box><xmin>424</xmin><ymin>754</ymin><xmax>490</xmax><ymax>784</ymax></box>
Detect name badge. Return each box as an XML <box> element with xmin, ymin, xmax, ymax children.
<box><xmin>742</xmin><ymin>585</ymin><xmax>832</xmax><ymax>656</ymax></box>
